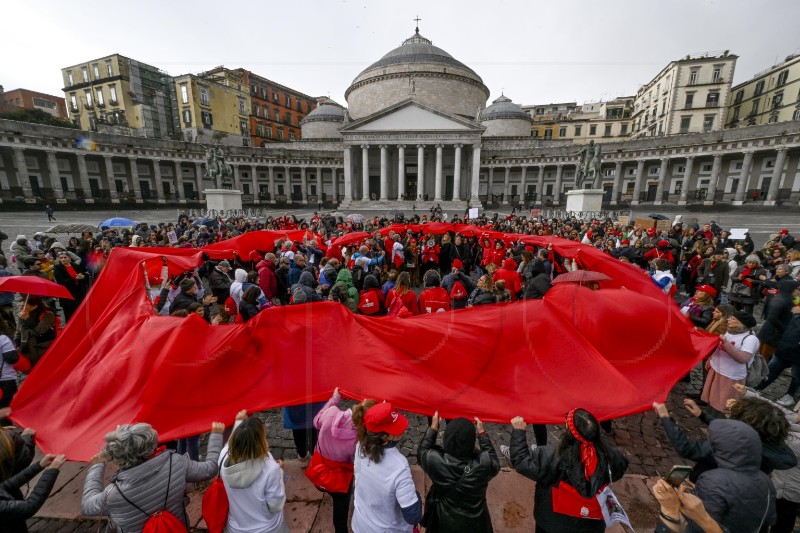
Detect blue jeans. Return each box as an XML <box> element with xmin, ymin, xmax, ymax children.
<box><xmin>756</xmin><ymin>354</ymin><xmax>800</xmax><ymax>396</ymax></box>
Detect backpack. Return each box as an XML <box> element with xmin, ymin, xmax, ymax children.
<box><xmin>422</xmin><ymin>288</ymin><xmax>450</xmax><ymax>314</ymax></box>
<box><xmin>358</xmin><ymin>290</ymin><xmax>381</xmax><ymax>315</ymax></box>
<box><xmin>115</xmin><ymin>453</ymin><xmax>188</xmax><ymax>533</ymax></box>
<box><xmin>450</xmin><ymin>280</ymin><xmax>468</xmax><ymax>300</ymax></box>
<box><xmin>744</xmin><ymin>333</ymin><xmax>769</xmax><ymax>388</ymax></box>
<box><xmin>202</xmin><ymin>453</ymin><xmax>229</xmax><ymax>533</ymax></box>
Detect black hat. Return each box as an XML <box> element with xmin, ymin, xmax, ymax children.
<box><xmin>442</xmin><ymin>417</ymin><xmax>476</xmax><ymax>459</ymax></box>
<box><xmin>733</xmin><ymin>310</ymin><xmax>757</xmax><ymax>329</ymax></box>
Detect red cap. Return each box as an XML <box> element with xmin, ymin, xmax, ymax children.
<box><xmin>780</xmin><ymin>229</ymin><xmax>790</xmax><ymax>235</ymax></box>
<box><xmin>525</xmin><ymin>245</ymin><xmax>535</xmax><ymax>252</ymax></box>
<box><xmin>658</xmin><ymin>239</ymin><xmax>669</xmax><ymax>247</ymax></box>
<box><xmin>620</xmin><ymin>239</ymin><xmax>630</xmax><ymax>245</ymax></box>
<box><xmin>452</xmin><ymin>258</ymin><xmax>463</xmax><ymax>269</ymax></box>
<box><xmin>646</xmin><ymin>227</ymin><xmax>657</xmax><ymax>236</ymax></box>
<box><xmin>363</xmin><ymin>402</ymin><xmax>409</xmax><ymax>435</ymax></box>
<box><xmin>695</xmin><ymin>284</ymin><xmax>717</xmax><ymax>297</ymax></box>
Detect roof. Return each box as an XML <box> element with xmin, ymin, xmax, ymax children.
<box><xmin>481</xmin><ymin>94</ymin><xmax>531</xmax><ymax>121</ymax></box>
<box><xmin>300</xmin><ymin>103</ymin><xmax>345</xmax><ymax>124</ymax></box>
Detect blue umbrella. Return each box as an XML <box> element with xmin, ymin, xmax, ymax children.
<box><xmin>99</xmin><ymin>217</ymin><xmax>136</xmax><ymax>228</ymax></box>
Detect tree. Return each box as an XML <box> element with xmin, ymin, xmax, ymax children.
<box><xmin>0</xmin><ymin>108</ymin><xmax>78</xmax><ymax>129</ymax></box>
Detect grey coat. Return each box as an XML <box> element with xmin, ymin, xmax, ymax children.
<box><xmin>81</xmin><ymin>433</ymin><xmax>222</xmax><ymax>533</ymax></box>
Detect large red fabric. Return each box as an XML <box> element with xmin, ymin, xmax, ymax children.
<box><xmin>10</xmin><ymin>231</ymin><xmax>718</xmax><ymax>461</ymax></box>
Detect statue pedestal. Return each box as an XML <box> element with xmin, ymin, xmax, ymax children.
<box><xmin>204</xmin><ymin>189</ymin><xmax>243</xmax><ymax>211</ymax></box>
<box><xmin>565</xmin><ymin>189</ymin><xmax>604</xmax><ymax>214</ymax></box>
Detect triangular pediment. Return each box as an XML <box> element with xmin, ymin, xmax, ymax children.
<box><xmin>340</xmin><ymin>99</ymin><xmax>482</xmax><ymax>133</ymax></box>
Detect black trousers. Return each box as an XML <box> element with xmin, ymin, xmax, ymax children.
<box><xmin>326</xmin><ymin>483</ymin><xmax>353</xmax><ymax>533</ymax></box>
<box><xmin>771</xmin><ymin>497</ymin><xmax>800</xmax><ymax>533</ymax></box>
<box><xmin>292</xmin><ymin>428</ymin><xmax>319</xmax><ymax>458</ymax></box>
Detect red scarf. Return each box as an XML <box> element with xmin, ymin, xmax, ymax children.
<box><xmin>566</xmin><ymin>409</ymin><xmax>597</xmax><ymax>480</ymax></box>
<box><xmin>65</xmin><ymin>264</ymin><xmax>78</xmax><ymax>280</ymax></box>
<box><xmin>740</xmin><ymin>266</ymin><xmax>754</xmax><ymax>287</ymax></box>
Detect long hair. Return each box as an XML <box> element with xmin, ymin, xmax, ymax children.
<box><xmin>228</xmin><ymin>416</ymin><xmax>269</xmax><ymax>465</ymax></box>
<box><xmin>396</xmin><ymin>271</ymin><xmax>411</xmax><ymax>295</ymax></box>
<box><xmin>0</xmin><ymin>430</ymin><xmax>15</xmax><ymax>481</ymax></box>
<box><xmin>557</xmin><ymin>409</ymin><xmax>611</xmax><ymax>474</ymax></box>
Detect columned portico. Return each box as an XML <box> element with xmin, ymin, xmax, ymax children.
<box><xmin>175</xmin><ymin>161</ymin><xmax>185</xmax><ymax>202</ymax></box>
<box><xmin>705</xmin><ymin>154</ymin><xmax>723</xmax><ymax>205</ymax></box>
<box><xmin>654</xmin><ymin>157</ymin><xmax>669</xmax><ymax>205</ymax></box>
<box><xmin>453</xmin><ymin>144</ymin><xmax>462</xmax><ymax>202</ymax></box>
<box><xmin>631</xmin><ymin>160</ymin><xmax>646</xmax><ymax>205</ymax></box>
<box><xmin>678</xmin><ymin>157</ymin><xmax>695</xmax><ymax>205</ymax></box>
<box><xmin>45</xmin><ymin>151</ymin><xmax>65</xmax><ymax>200</ymax></box>
<box><xmin>434</xmin><ymin>144</ymin><xmax>444</xmax><ymax>202</ymax></box>
<box><xmin>152</xmin><ymin>160</ymin><xmax>165</xmax><ymax>203</ymax></box>
<box><xmin>733</xmin><ymin>151</ymin><xmax>754</xmax><ymax>205</ymax></box>
<box><xmin>470</xmin><ymin>144</ymin><xmax>481</xmax><ymax>204</ymax></box>
<box><xmin>765</xmin><ymin>148</ymin><xmax>788</xmax><ymax>206</ymax></box>
<box><xmin>361</xmin><ymin>145</ymin><xmax>370</xmax><ymax>200</ymax></box>
<box><xmin>12</xmin><ymin>148</ymin><xmax>32</xmax><ymax>199</ymax></box>
<box><xmin>519</xmin><ymin>166</ymin><xmax>527</xmax><ymax>204</ymax></box>
<box><xmin>536</xmin><ymin>165</ymin><xmax>545</xmax><ymax>204</ymax></box>
<box><xmin>300</xmin><ymin>167</ymin><xmax>308</xmax><ymax>203</ymax></box>
<box><xmin>610</xmin><ymin>161</ymin><xmax>623</xmax><ymax>205</ymax></box>
<box><xmin>503</xmin><ymin>167</ymin><xmax>511</xmax><ymax>204</ymax></box>
<box><xmin>316</xmin><ymin>167</ymin><xmax>323</xmax><ymax>204</ymax></box>
<box><xmin>268</xmin><ymin>166</ymin><xmax>276</xmax><ymax>204</ymax></box>
<box><xmin>416</xmin><ymin>145</ymin><xmax>425</xmax><ymax>200</ymax></box>
<box><xmin>76</xmin><ymin>153</ymin><xmax>93</xmax><ymax>202</ymax></box>
<box><xmin>553</xmin><ymin>164</ymin><xmax>563</xmax><ymax>205</ymax></box>
<box><xmin>397</xmin><ymin>145</ymin><xmax>406</xmax><ymax>201</ymax></box>
<box><xmin>195</xmin><ymin>162</ymin><xmax>204</xmax><ymax>200</ymax></box>
<box><xmin>380</xmin><ymin>145</ymin><xmax>389</xmax><ymax>200</ymax></box>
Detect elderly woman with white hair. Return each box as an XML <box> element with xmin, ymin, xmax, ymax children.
<box><xmin>730</xmin><ymin>254</ymin><xmax>768</xmax><ymax>314</ymax></box>
<box><xmin>82</xmin><ymin>421</ymin><xmax>224</xmax><ymax>532</ymax></box>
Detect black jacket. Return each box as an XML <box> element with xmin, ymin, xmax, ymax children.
<box><xmin>0</xmin><ymin>463</ymin><xmax>59</xmax><ymax>533</ymax></box>
<box><xmin>417</xmin><ymin>428</ymin><xmax>500</xmax><ymax>532</ymax></box>
<box><xmin>208</xmin><ymin>267</ymin><xmax>232</xmax><ymax>300</ymax></box>
<box><xmin>510</xmin><ymin>428</ymin><xmax>628</xmax><ymax>533</ymax></box>
<box><xmin>759</xmin><ymin>286</ymin><xmax>795</xmax><ymax>346</ymax></box>
<box><xmin>776</xmin><ymin>314</ymin><xmax>800</xmax><ymax>364</ymax></box>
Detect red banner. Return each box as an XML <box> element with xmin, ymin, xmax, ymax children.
<box><xmin>10</xmin><ymin>232</ymin><xmax>718</xmax><ymax>461</ymax></box>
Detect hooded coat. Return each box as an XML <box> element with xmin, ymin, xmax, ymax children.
<box><xmin>335</xmin><ymin>268</ymin><xmax>359</xmax><ymax>302</ymax></box>
<box><xmin>523</xmin><ymin>260</ymin><xmax>552</xmax><ymax>300</ymax></box>
<box><xmin>689</xmin><ymin>419</ymin><xmax>776</xmax><ymax>533</ymax></box>
<box><xmin>230</xmin><ymin>269</ymin><xmax>248</xmax><ymax>309</ymax></box>
<box><xmin>290</xmin><ymin>271</ymin><xmax>322</xmax><ymax>304</ymax></box>
<box><xmin>256</xmin><ymin>259</ymin><xmax>278</xmax><ymax>300</ymax></box>
<box><xmin>313</xmin><ymin>391</ymin><xmax>358</xmax><ymax>463</ymax></box>
<box><xmin>493</xmin><ymin>258</ymin><xmax>522</xmax><ymax>300</ymax></box>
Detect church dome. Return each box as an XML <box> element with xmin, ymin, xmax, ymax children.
<box><xmin>480</xmin><ymin>94</ymin><xmax>532</xmax><ymax>137</ymax></box>
<box><xmin>300</xmin><ymin>101</ymin><xmax>345</xmax><ymax>139</ymax></box>
<box><xmin>345</xmin><ymin>29</ymin><xmax>489</xmax><ymax>120</ymax></box>
<box><xmin>301</xmin><ymin>102</ymin><xmax>345</xmax><ymax>123</ymax></box>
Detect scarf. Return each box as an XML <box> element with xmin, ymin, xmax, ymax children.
<box><xmin>740</xmin><ymin>266</ymin><xmax>754</xmax><ymax>287</ymax></box>
<box><xmin>566</xmin><ymin>409</ymin><xmax>598</xmax><ymax>481</ymax></box>
<box><xmin>65</xmin><ymin>264</ymin><xmax>78</xmax><ymax>280</ymax></box>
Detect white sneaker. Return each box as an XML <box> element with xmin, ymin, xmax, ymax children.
<box><xmin>499</xmin><ymin>444</ymin><xmax>511</xmax><ymax>461</ymax></box>
<box><xmin>777</xmin><ymin>394</ymin><xmax>796</xmax><ymax>408</ymax></box>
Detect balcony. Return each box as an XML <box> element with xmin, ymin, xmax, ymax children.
<box><xmin>84</xmin><ymin>102</ymin><xmax>94</xmax><ymax>110</ymax></box>
<box><xmin>109</xmin><ymin>99</ymin><xmax>119</xmax><ymax>106</ymax></box>
<box><xmin>96</xmin><ymin>102</ymin><xmax>106</xmax><ymax>109</ymax></box>
<box><xmin>69</xmin><ymin>104</ymin><xmax>79</xmax><ymax>113</ymax></box>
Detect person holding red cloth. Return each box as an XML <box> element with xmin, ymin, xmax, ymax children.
<box><xmin>481</xmin><ymin>238</ymin><xmax>506</xmax><ymax>270</ymax></box>
<box><xmin>507</xmin><ymin>409</ymin><xmax>628</xmax><ymax>533</ymax></box>
<box><xmin>52</xmin><ymin>252</ymin><xmax>88</xmax><ymax>322</ymax></box>
<box><xmin>418</xmin><ymin>270</ymin><xmax>451</xmax><ymax>313</ymax></box>
<box><xmin>493</xmin><ymin>258</ymin><xmax>522</xmax><ymax>300</ymax></box>
<box><xmin>644</xmin><ymin>240</ymin><xmax>675</xmax><ymax>268</ymax></box>
<box><xmin>386</xmin><ymin>271</ymin><xmax>420</xmax><ymax>315</ymax></box>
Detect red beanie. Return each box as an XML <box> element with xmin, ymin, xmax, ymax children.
<box><xmin>452</xmin><ymin>259</ymin><xmax>463</xmax><ymax>269</ymax></box>
<box><xmin>658</xmin><ymin>239</ymin><xmax>669</xmax><ymax>248</ymax></box>
<box><xmin>696</xmin><ymin>285</ymin><xmax>717</xmax><ymax>297</ymax></box>
<box><xmin>621</xmin><ymin>239</ymin><xmax>630</xmax><ymax>245</ymax></box>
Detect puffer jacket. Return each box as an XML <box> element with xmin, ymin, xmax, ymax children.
<box><xmin>689</xmin><ymin>419</ymin><xmax>776</xmax><ymax>533</ymax></box>
<box><xmin>10</xmin><ymin>241</ymin><xmax>31</xmax><ymax>273</ymax></box>
<box><xmin>510</xmin><ymin>428</ymin><xmax>628</xmax><ymax>533</ymax></box>
<box><xmin>208</xmin><ymin>266</ymin><xmax>232</xmax><ymax>300</ymax></box>
<box><xmin>313</xmin><ymin>391</ymin><xmax>358</xmax><ymax>463</ymax></box>
<box><xmin>418</xmin><ymin>428</ymin><xmax>500</xmax><ymax>532</ymax></box>
<box><xmin>0</xmin><ymin>462</ymin><xmax>60</xmax><ymax>533</ymax></box>
<box><xmin>81</xmin><ymin>433</ymin><xmax>222</xmax><ymax>533</ymax></box>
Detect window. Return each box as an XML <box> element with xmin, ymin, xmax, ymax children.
<box><xmin>296</xmin><ymin>100</ymin><xmax>302</xmax><ymax>112</ymax></box>
<box><xmin>773</xmin><ymin>92</ymin><xmax>784</xmax><ymax>109</ymax></box>
<box><xmin>559</xmin><ymin>126</ymin><xmax>567</xmax><ymax>137</ymax></box>
<box><xmin>273</xmin><ymin>91</ymin><xmax>279</xmax><ymax>103</ymax></box>
<box><xmin>67</xmin><ymin>72</ymin><xmax>74</xmax><ymax>85</ymax></box>
<box><xmin>795</xmin><ymin>109</ymin><xmax>800</xmax><ymax>121</ymax></box>
<box><xmin>109</xmin><ymin>85</ymin><xmax>117</xmax><ymax>104</ymax></box>
<box><xmin>264</xmin><ymin>126</ymin><xmax>272</xmax><ymax>138</ymax></box>
<box><xmin>732</xmin><ymin>106</ymin><xmax>740</xmax><ymax>121</ymax></box>
<box><xmin>532</xmin><ymin>130</ymin><xmax>539</xmax><ymax>138</ymax></box>
<box><xmin>84</xmin><ymin>90</ymin><xmax>93</xmax><ymax>107</ymax></box>
<box><xmin>769</xmin><ymin>115</ymin><xmax>778</xmax><ymax>123</ymax></box>
<box><xmin>277</xmin><ymin>128</ymin><xmax>283</xmax><ymax>140</ymax></box>
<box><xmin>32</xmin><ymin>97</ymin><xmax>56</xmax><ymax>109</ymax></box>
<box><xmin>621</xmin><ymin>123</ymin><xmax>628</xmax><ymax>135</ymax></box>
<box><xmin>706</xmin><ymin>92</ymin><xmax>719</xmax><ymax>107</ymax></box>
<box><xmin>589</xmin><ymin>125</ymin><xmax>597</xmax><ymax>136</ymax></box>
<box><xmin>685</xmin><ymin>93</ymin><xmax>694</xmax><ymax>109</ymax></box>
<box><xmin>93</xmin><ymin>64</ymin><xmax>99</xmax><ymax>79</ymax></box>
<box><xmin>182</xmin><ymin>110</ymin><xmax>191</xmax><ymax>126</ymax></box>
<box><xmin>201</xmin><ymin>110</ymin><xmax>213</xmax><ymax>126</ymax></box>
<box><xmin>778</xmin><ymin>70</ymin><xmax>789</xmax><ymax>86</ymax></box>
<box><xmin>701</xmin><ymin>164</ymin><xmax>712</xmax><ymax>172</ymax></box>
<box><xmin>604</xmin><ymin>124</ymin><xmax>612</xmax><ymax>136</ymax></box>
<box><xmin>574</xmin><ymin>125</ymin><xmax>582</xmax><ymax>136</ymax></box>
<box><xmin>755</xmin><ymin>80</ymin><xmax>765</xmax><ymax>96</ymax></box>
<box><xmin>752</xmin><ymin>98</ymin><xmax>760</xmax><ymax>115</ymax></box>
<box><xmin>106</xmin><ymin>61</ymin><xmax>112</xmax><ymax>77</ymax></box>
<box><xmin>256</xmin><ymin>124</ymin><xmax>263</xmax><ymax>136</ymax></box>
<box><xmin>69</xmin><ymin>94</ymin><xmax>78</xmax><ymax>111</ymax></box>
<box><xmin>238</xmin><ymin>97</ymin><xmax>246</xmax><ymax>115</ymax></box>
<box><xmin>82</xmin><ymin>67</ymin><xmax>89</xmax><ymax>82</ymax></box>
<box><xmin>251</xmin><ymin>84</ymin><xmax>258</xmax><ymax>95</ymax></box>
<box><xmin>544</xmin><ymin>129</ymin><xmax>552</xmax><ymax>139</ymax></box>
<box><xmin>689</xmin><ymin>69</ymin><xmax>698</xmax><ymax>85</ymax></box>
<box><xmin>96</xmin><ymin>89</ymin><xmax>104</xmax><ymax>106</ymax></box>
<box><xmin>240</xmin><ymin>119</ymin><xmax>248</xmax><ymax>135</ymax></box>
<box><xmin>285</xmin><ymin>112</ymin><xmax>292</xmax><ymax>125</ymax></box>
<box><xmin>285</xmin><ymin>95</ymin><xmax>291</xmax><ymax>107</ymax></box>
<box><xmin>180</xmin><ymin>83</ymin><xmax>188</xmax><ymax>104</ymax></box>
<box><xmin>713</xmin><ymin>67</ymin><xmax>721</xmax><ymax>83</ymax></box>
<box><xmin>680</xmin><ymin>116</ymin><xmax>691</xmax><ymax>133</ymax></box>
<box><xmin>703</xmin><ymin>115</ymin><xmax>714</xmax><ymax>132</ymax></box>
<box><xmin>200</xmin><ymin>87</ymin><xmax>209</xmax><ymax>105</ymax></box>
<box><xmin>274</xmin><ymin>109</ymin><xmax>280</xmax><ymax>121</ymax></box>
<box><xmin>289</xmin><ymin>131</ymin><xmax>296</xmax><ymax>140</ymax></box>
<box><xmin>253</xmin><ymin>103</ymin><xmax>260</xmax><ymax>116</ymax></box>
<box><xmin>734</xmin><ymin>90</ymin><xmax>743</xmax><ymax>104</ymax></box>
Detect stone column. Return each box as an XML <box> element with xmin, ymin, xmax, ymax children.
<box><xmin>705</xmin><ymin>154</ymin><xmax>722</xmax><ymax>206</ymax></box>
<box><xmin>503</xmin><ymin>166</ymin><xmax>511</xmax><ymax>204</ymax></box>
<box><xmin>733</xmin><ymin>151</ymin><xmax>754</xmax><ymax>205</ymax></box>
<box><xmin>470</xmin><ymin>144</ymin><xmax>481</xmax><ymax>203</ymax></box>
<box><xmin>380</xmin><ymin>145</ymin><xmax>389</xmax><ymax>200</ymax></box>
<box><xmin>175</xmin><ymin>161</ymin><xmax>185</xmax><ymax>201</ymax></box>
<box><xmin>76</xmin><ymin>153</ymin><xmax>93</xmax><ymax>202</ymax></box>
<box><xmin>12</xmin><ymin>148</ymin><xmax>32</xmax><ymax>199</ymax></box>
<box><xmin>151</xmin><ymin>159</ymin><xmax>164</xmax><ymax>202</ymax></box>
<box><xmin>360</xmin><ymin>145</ymin><xmax>370</xmax><ymax>200</ymax></box>
<box><xmin>654</xmin><ymin>157</ymin><xmax>669</xmax><ymax>205</ymax></box>
<box><xmin>250</xmin><ymin>165</ymin><xmax>258</xmax><ymax>204</ymax></box>
<box><xmin>268</xmin><ymin>166</ymin><xmax>276</xmax><ymax>204</ymax></box>
<box><xmin>765</xmin><ymin>148</ymin><xmax>788</xmax><ymax>206</ymax></box>
<box><xmin>285</xmin><ymin>167</ymin><xmax>292</xmax><ymax>205</ymax></box>
<box><xmin>417</xmin><ymin>145</ymin><xmax>425</xmax><ymax>201</ymax></box>
<box><xmin>520</xmin><ymin>166</ymin><xmax>527</xmax><ymax>204</ymax></box>
<box><xmin>553</xmin><ymin>164</ymin><xmax>564</xmax><ymax>205</ymax></box>
<box><xmin>45</xmin><ymin>151</ymin><xmax>65</xmax><ymax>200</ymax></box>
<box><xmin>434</xmin><ymin>144</ymin><xmax>444</xmax><ymax>201</ymax></box>
<box><xmin>453</xmin><ymin>144</ymin><xmax>462</xmax><ymax>202</ymax></box>
<box><xmin>195</xmin><ymin>162</ymin><xmax>203</xmax><ymax>200</ymax></box>
<box><xmin>132</xmin><ymin>157</ymin><xmax>145</xmax><ymax>201</ymax></box>
<box><xmin>397</xmin><ymin>145</ymin><xmax>406</xmax><ymax>201</ymax></box>
<box><xmin>678</xmin><ymin>157</ymin><xmax>695</xmax><ymax>205</ymax></box>
<box><xmin>343</xmin><ymin>147</ymin><xmax>353</xmax><ymax>200</ymax></box>
<box><xmin>487</xmin><ymin>167</ymin><xmax>495</xmax><ymax>202</ymax></box>
<box><xmin>300</xmin><ymin>167</ymin><xmax>308</xmax><ymax>203</ymax></box>
<box><xmin>536</xmin><ymin>165</ymin><xmax>545</xmax><ymax>204</ymax></box>
<box><xmin>610</xmin><ymin>161</ymin><xmax>623</xmax><ymax>205</ymax></box>
<box><xmin>103</xmin><ymin>156</ymin><xmax>119</xmax><ymax>201</ymax></box>
<box><xmin>331</xmin><ymin>167</ymin><xmax>339</xmax><ymax>203</ymax></box>
<box><xmin>631</xmin><ymin>160</ymin><xmax>645</xmax><ymax>205</ymax></box>
<box><xmin>316</xmin><ymin>166</ymin><xmax>324</xmax><ymax>204</ymax></box>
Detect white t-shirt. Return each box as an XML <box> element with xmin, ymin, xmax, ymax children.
<box><xmin>710</xmin><ymin>330</ymin><xmax>760</xmax><ymax>380</ymax></box>
<box><xmin>0</xmin><ymin>335</ymin><xmax>16</xmax><ymax>381</ymax></box>
<box><xmin>352</xmin><ymin>443</ymin><xmax>417</xmax><ymax>533</ymax></box>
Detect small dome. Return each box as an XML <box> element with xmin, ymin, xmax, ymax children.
<box><xmin>481</xmin><ymin>94</ymin><xmax>530</xmax><ymax>121</ymax></box>
<box><xmin>300</xmin><ymin>102</ymin><xmax>345</xmax><ymax>124</ymax></box>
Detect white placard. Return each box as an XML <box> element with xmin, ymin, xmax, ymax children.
<box><xmin>167</xmin><ymin>230</ymin><xmax>178</xmax><ymax>244</ymax></box>
<box><xmin>468</xmin><ymin>207</ymin><xmax>479</xmax><ymax>219</ymax></box>
<box><xmin>729</xmin><ymin>228</ymin><xmax>748</xmax><ymax>240</ymax></box>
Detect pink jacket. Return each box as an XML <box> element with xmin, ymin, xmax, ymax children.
<box><xmin>313</xmin><ymin>392</ymin><xmax>358</xmax><ymax>463</ymax></box>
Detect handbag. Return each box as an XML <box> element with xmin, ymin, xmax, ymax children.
<box><xmin>742</xmin><ymin>333</ymin><xmax>768</xmax><ymax>388</ymax></box>
<box><xmin>201</xmin><ymin>453</ymin><xmax>228</xmax><ymax>533</ymax></box>
<box><xmin>304</xmin><ymin>449</ymin><xmax>354</xmax><ymax>494</ymax></box>
<box><xmin>732</xmin><ymin>282</ymin><xmax>752</xmax><ymax>297</ymax></box>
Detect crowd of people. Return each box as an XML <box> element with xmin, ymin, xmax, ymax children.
<box><xmin>2</xmin><ymin>208</ymin><xmax>800</xmax><ymax>532</ymax></box>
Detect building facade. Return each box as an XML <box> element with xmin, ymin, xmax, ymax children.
<box><xmin>631</xmin><ymin>52</ymin><xmax>737</xmax><ymax>138</ymax></box>
<box><xmin>61</xmin><ymin>54</ymin><xmax>179</xmax><ymax>139</ymax></box>
<box><xmin>2</xmin><ymin>31</ymin><xmax>799</xmax><ymax>209</ymax></box>
<box><xmin>0</xmin><ymin>87</ymin><xmax>68</xmax><ymax>119</ymax></box>
<box><xmin>523</xmin><ymin>98</ymin><xmax>634</xmax><ymax>143</ymax></box>
<box><xmin>727</xmin><ymin>52</ymin><xmax>800</xmax><ymax>128</ymax></box>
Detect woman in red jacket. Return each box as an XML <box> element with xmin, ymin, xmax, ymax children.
<box><xmin>386</xmin><ymin>271</ymin><xmax>420</xmax><ymax>315</ymax></box>
<box><xmin>493</xmin><ymin>258</ymin><xmax>522</xmax><ymax>300</ymax></box>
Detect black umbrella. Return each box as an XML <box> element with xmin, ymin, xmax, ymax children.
<box><xmin>193</xmin><ymin>218</ymin><xmax>220</xmax><ymax>228</ymax></box>
<box><xmin>648</xmin><ymin>213</ymin><xmax>669</xmax><ymax>220</ymax></box>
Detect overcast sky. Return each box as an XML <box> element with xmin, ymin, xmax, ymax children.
<box><xmin>5</xmin><ymin>0</ymin><xmax>800</xmax><ymax>108</ymax></box>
